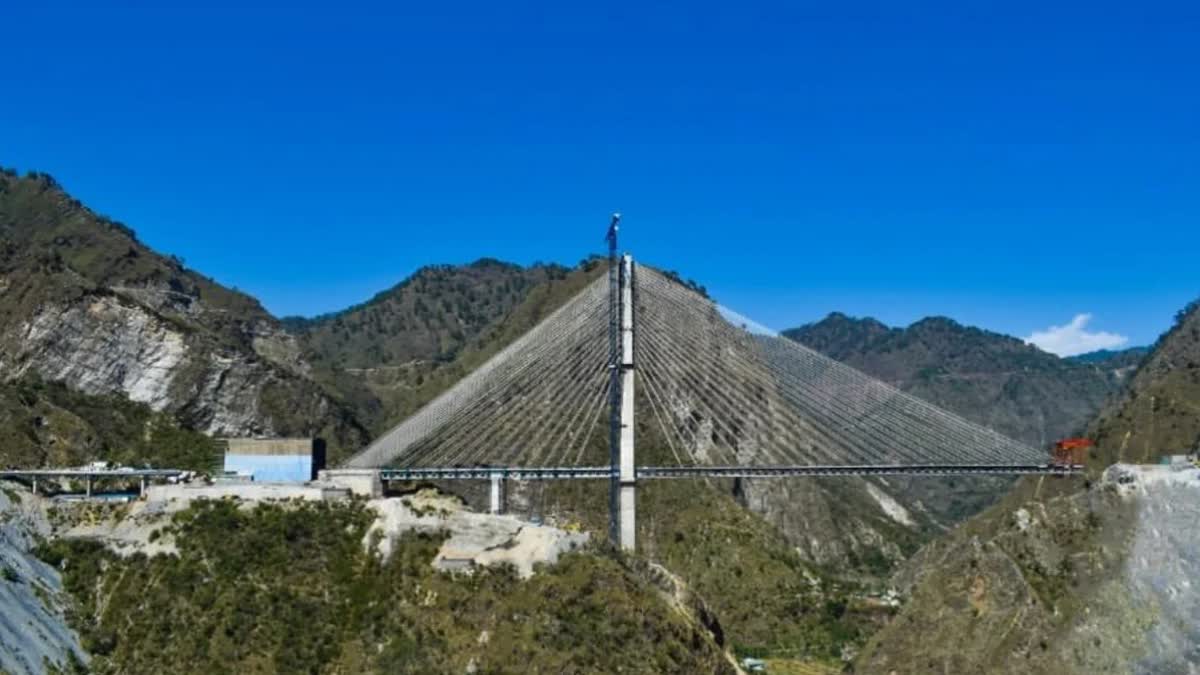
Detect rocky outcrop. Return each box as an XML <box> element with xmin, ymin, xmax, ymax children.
<box><xmin>11</xmin><ymin>296</ymin><xmax>193</xmax><ymax>412</ymax></box>
<box><xmin>0</xmin><ymin>292</ymin><xmax>334</xmax><ymax>439</ymax></box>
<box><xmin>364</xmin><ymin>490</ymin><xmax>589</xmax><ymax>579</ymax></box>
<box><xmin>1111</xmin><ymin>464</ymin><xmax>1200</xmax><ymax>672</ymax></box>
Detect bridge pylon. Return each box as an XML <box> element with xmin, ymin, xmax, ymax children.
<box><xmin>606</xmin><ymin>213</ymin><xmax>637</xmax><ymax>552</ymax></box>
<box><xmin>616</xmin><ymin>253</ymin><xmax>637</xmax><ymax>552</ymax></box>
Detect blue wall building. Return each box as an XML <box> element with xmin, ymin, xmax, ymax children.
<box><xmin>222</xmin><ymin>438</ymin><xmax>325</xmax><ymax>482</ymax></box>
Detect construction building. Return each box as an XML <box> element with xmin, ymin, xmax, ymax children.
<box><xmin>222</xmin><ymin>438</ymin><xmax>326</xmax><ymax>482</ymax></box>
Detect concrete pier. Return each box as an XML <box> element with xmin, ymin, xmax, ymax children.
<box><xmin>489</xmin><ymin>471</ymin><xmax>505</xmax><ymax>514</ymax></box>
<box><xmin>319</xmin><ymin>469</ymin><xmax>383</xmax><ymax>498</ymax></box>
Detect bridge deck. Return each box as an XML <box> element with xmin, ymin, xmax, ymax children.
<box><xmin>379</xmin><ymin>464</ymin><xmax>1083</xmax><ymax>481</ymax></box>
<box><xmin>0</xmin><ymin>468</ymin><xmax>186</xmax><ymax>496</ymax></box>
<box><xmin>0</xmin><ymin>469</ymin><xmax>184</xmax><ymax>479</ymax></box>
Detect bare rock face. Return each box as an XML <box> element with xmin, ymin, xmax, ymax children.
<box><xmin>0</xmin><ymin>286</ymin><xmax>368</xmax><ymax>457</ymax></box>
<box><xmin>1108</xmin><ymin>464</ymin><xmax>1200</xmax><ymax>672</ymax></box>
<box><xmin>249</xmin><ymin>324</ymin><xmax>310</xmax><ymax>378</ymax></box>
<box><xmin>15</xmin><ymin>297</ymin><xmax>191</xmax><ymax>407</ymax></box>
<box><xmin>4</xmin><ymin>294</ymin><xmax>273</xmax><ymax>436</ymax></box>
<box><xmin>735</xmin><ymin>477</ymin><xmax>920</xmax><ymax>571</ymax></box>
<box><xmin>0</xmin><ymin>487</ymin><xmax>87</xmax><ymax>675</ymax></box>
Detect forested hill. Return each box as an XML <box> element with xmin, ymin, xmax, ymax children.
<box><xmin>284</xmin><ymin>258</ymin><xmax>569</xmax><ymax>369</ymax></box>
<box><xmin>1068</xmin><ymin>345</ymin><xmax>1150</xmax><ymax>369</ymax></box>
<box><xmin>785</xmin><ymin>312</ymin><xmax>1128</xmax><ymax>449</ymax></box>
<box><xmin>286</xmin><ymin>258</ymin><xmax>607</xmax><ymax>435</ymax></box>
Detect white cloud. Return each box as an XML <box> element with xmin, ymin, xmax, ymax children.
<box><xmin>1024</xmin><ymin>314</ymin><xmax>1129</xmax><ymax>357</ymax></box>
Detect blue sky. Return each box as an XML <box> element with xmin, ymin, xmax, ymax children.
<box><xmin>3</xmin><ymin>2</ymin><xmax>1197</xmax><ymax>353</ymax></box>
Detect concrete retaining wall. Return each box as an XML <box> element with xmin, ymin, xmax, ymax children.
<box><xmin>318</xmin><ymin>469</ymin><xmax>383</xmax><ymax>498</ymax></box>
<box><xmin>145</xmin><ymin>483</ymin><xmax>349</xmax><ymax>503</ymax></box>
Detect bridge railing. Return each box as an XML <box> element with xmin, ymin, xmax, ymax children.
<box><xmin>378</xmin><ymin>463</ymin><xmax>1082</xmax><ymax>482</ymax></box>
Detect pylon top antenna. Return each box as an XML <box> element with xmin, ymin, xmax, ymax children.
<box><xmin>606</xmin><ymin>212</ymin><xmax>621</xmax><ymax>255</ymax></box>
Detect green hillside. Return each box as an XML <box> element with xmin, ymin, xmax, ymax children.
<box><xmin>38</xmin><ymin>500</ymin><xmax>734</xmax><ymax>674</ymax></box>
<box><xmin>287</xmin><ymin>258</ymin><xmax>569</xmax><ymax>368</ymax></box>
<box><xmin>1087</xmin><ymin>297</ymin><xmax>1200</xmax><ymax>467</ymax></box>
<box><xmin>0</xmin><ymin>375</ymin><xmax>218</xmax><ymax>472</ymax></box>
<box><xmin>293</xmin><ymin>258</ymin><xmax>609</xmax><ymax>436</ymax></box>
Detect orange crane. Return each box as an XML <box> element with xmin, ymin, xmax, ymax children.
<box><xmin>1052</xmin><ymin>438</ymin><xmax>1092</xmax><ymax>467</ymax></box>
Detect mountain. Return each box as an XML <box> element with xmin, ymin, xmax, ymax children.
<box><xmin>853</xmin><ymin>296</ymin><xmax>1200</xmax><ymax>674</ymax></box>
<box><xmin>1</xmin><ymin>165</ymin><xmax>1167</xmax><ymax>669</ymax></box>
<box><xmin>1068</xmin><ymin>345</ymin><xmax>1150</xmax><ymax>368</ymax></box>
<box><xmin>0</xmin><ymin>169</ymin><xmax>369</xmax><ymax>461</ymax></box>
<box><xmin>785</xmin><ymin>313</ymin><xmax>1125</xmax><ymax>449</ymax></box>
<box><xmin>0</xmin><ymin>166</ymin><xmax>613</xmax><ymax>466</ymax></box>
<box><xmin>287</xmin><ymin>258</ymin><xmax>569</xmax><ymax>369</ymax></box>
<box><xmin>289</xmin><ymin>257</ymin><xmax>608</xmax><ymax>434</ymax></box>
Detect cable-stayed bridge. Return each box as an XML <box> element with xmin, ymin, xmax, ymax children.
<box><xmin>339</xmin><ymin>225</ymin><xmax>1078</xmax><ymax>550</ymax></box>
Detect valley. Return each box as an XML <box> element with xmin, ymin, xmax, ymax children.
<box><xmin>0</xmin><ymin>168</ymin><xmax>1194</xmax><ymax>674</ymax></box>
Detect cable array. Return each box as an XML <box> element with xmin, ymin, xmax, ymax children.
<box><xmin>635</xmin><ymin>266</ymin><xmax>1046</xmax><ymax>467</ymax></box>
<box><xmin>342</xmin><ymin>276</ymin><xmax>612</xmax><ymax>468</ymax></box>
<box><xmin>343</xmin><ymin>260</ymin><xmax>1046</xmax><ymax>470</ymax></box>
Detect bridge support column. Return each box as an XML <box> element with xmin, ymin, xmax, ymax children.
<box><xmin>31</xmin><ymin>478</ymin><xmax>37</xmax><ymax>496</ymax></box>
<box><xmin>618</xmin><ymin>369</ymin><xmax>636</xmax><ymax>551</ymax></box>
<box><xmin>489</xmin><ymin>471</ymin><xmax>505</xmax><ymax>514</ymax></box>
<box><xmin>85</xmin><ymin>476</ymin><xmax>92</xmax><ymax>498</ymax></box>
<box><xmin>617</xmin><ymin>254</ymin><xmax>636</xmax><ymax>552</ymax></box>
